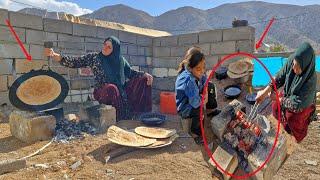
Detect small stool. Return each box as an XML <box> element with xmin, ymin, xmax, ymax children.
<box><xmin>180</xmin><ymin>118</ymin><xmax>192</xmax><ymax>134</ymax></box>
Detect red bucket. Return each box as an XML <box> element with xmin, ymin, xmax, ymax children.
<box><xmin>160</xmin><ymin>91</ymin><xmax>177</xmax><ymax>115</ymax></box>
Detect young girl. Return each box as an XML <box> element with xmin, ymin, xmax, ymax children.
<box><xmin>175</xmin><ymin>47</ymin><xmax>219</xmax><ymax>141</ymax></box>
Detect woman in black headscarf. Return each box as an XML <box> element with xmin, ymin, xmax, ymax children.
<box><xmin>256</xmin><ymin>42</ymin><xmax>317</xmax><ymax>142</ymax></box>
<box><xmin>44</xmin><ymin>36</ymin><xmax>153</xmax><ymax>120</ymax></box>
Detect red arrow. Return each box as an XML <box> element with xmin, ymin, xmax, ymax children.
<box><xmin>5</xmin><ymin>19</ymin><xmax>32</xmax><ymax>61</ymax></box>
<box><xmin>255</xmin><ymin>17</ymin><xmax>275</xmax><ymax>50</ymax></box>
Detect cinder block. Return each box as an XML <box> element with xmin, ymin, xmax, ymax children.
<box><xmin>153</xmin><ymin>57</ymin><xmax>177</xmax><ymax>68</ymax></box>
<box><xmin>198</xmin><ymin>43</ymin><xmax>211</xmax><ymax>56</ymax></box>
<box><xmin>44</xmin><ymin>32</ymin><xmax>58</xmax><ymax>47</ymax></box>
<box><xmin>168</xmin><ymin>69</ymin><xmax>178</xmax><ymax>77</ymax></box>
<box><xmin>129</xmin><ymin>56</ymin><xmax>146</xmax><ymax>66</ymax></box>
<box><xmin>236</xmin><ymin>40</ymin><xmax>254</xmax><ymax>53</ymax></box>
<box><xmin>170</xmin><ymin>46</ymin><xmax>188</xmax><ymax>57</ymax></box>
<box><xmin>30</xmin><ymin>44</ymin><xmax>45</xmax><ymax>60</ymax></box>
<box><xmin>26</xmin><ymin>30</ymin><xmax>44</xmax><ymax>45</ymax></box>
<box><xmin>199</xmin><ymin>29</ymin><xmax>223</xmax><ymax>43</ymax></box>
<box><xmin>317</xmin><ymin>72</ymin><xmax>320</xmax><ymax>91</ymax></box>
<box><xmin>208</xmin><ymin>146</ymin><xmax>238</xmax><ymax>180</ymax></box>
<box><xmin>15</xmin><ymin>59</ymin><xmax>48</xmax><ymax>73</ymax></box>
<box><xmin>0</xmin><ymin>44</ymin><xmax>29</xmax><ymax>59</ymax></box>
<box><xmin>178</xmin><ymin>33</ymin><xmax>198</xmax><ymax>45</ymax></box>
<box><xmin>58</xmin><ymin>41</ymin><xmax>84</xmax><ymax>50</ymax></box>
<box><xmin>70</xmin><ymin>79</ymin><xmax>92</xmax><ymax>90</ymax></box>
<box><xmin>152</xmin><ymin>68</ymin><xmax>168</xmax><ymax>78</ymax></box>
<box><xmin>58</xmin><ymin>34</ymin><xmax>84</xmax><ymax>43</ymax></box>
<box><xmin>153</xmin><ymin>77</ymin><xmax>175</xmax><ymax>91</ymax></box>
<box><xmin>85</xmin><ymin>104</ymin><xmax>116</xmax><ymax>132</ymax></box>
<box><xmin>0</xmin><ymin>92</ymin><xmax>10</xmax><ymax>106</ymax></box>
<box><xmin>73</xmin><ymin>23</ymin><xmax>97</xmax><ymax>37</ymax></box>
<box><xmin>146</xmin><ymin>57</ymin><xmax>152</xmax><ymax>66</ymax></box>
<box><xmin>223</xmin><ymin>27</ymin><xmax>255</xmax><ymax>41</ymax></box>
<box><xmin>0</xmin><ymin>8</ymin><xmax>8</xmax><ymax>25</ymax></box>
<box><xmin>7</xmin><ymin>75</ymin><xmax>19</xmax><ymax>88</ymax></box>
<box><xmin>138</xmin><ymin>47</ymin><xmax>145</xmax><ymax>56</ymax></box>
<box><xmin>153</xmin><ymin>47</ymin><xmax>171</xmax><ymax>57</ymax></box>
<box><xmin>97</xmin><ymin>27</ymin><xmax>118</xmax><ymax>39</ymax></box>
<box><xmin>248</xmin><ymin>132</ymin><xmax>287</xmax><ymax>180</ymax></box>
<box><xmin>0</xmin><ymin>26</ymin><xmax>25</xmax><ymax>43</ymax></box>
<box><xmin>0</xmin><ymin>59</ymin><xmax>13</xmax><ymax>75</ymax></box>
<box><xmin>153</xmin><ymin>38</ymin><xmax>161</xmax><ymax>47</ymax></box>
<box><xmin>85</xmin><ymin>42</ymin><xmax>101</xmax><ymax>52</ymax></box>
<box><xmin>85</xmin><ymin>37</ymin><xmax>104</xmax><ymax>43</ymax></box>
<box><xmin>9</xmin><ymin>111</ymin><xmax>56</xmax><ymax>143</ymax></box>
<box><xmin>0</xmin><ymin>159</ymin><xmax>27</xmax><ymax>175</ymax></box>
<box><xmin>44</xmin><ymin>18</ymin><xmax>72</xmax><ymax>34</ymax></box>
<box><xmin>0</xmin><ymin>76</ymin><xmax>7</xmax><ymax>92</ymax></box>
<box><xmin>121</xmin><ymin>45</ymin><xmax>128</xmax><ymax>55</ymax></box>
<box><xmin>160</xmin><ymin>36</ymin><xmax>178</xmax><ymax>47</ymax></box>
<box><xmin>137</xmin><ymin>35</ymin><xmax>152</xmax><ymax>46</ymax></box>
<box><xmin>128</xmin><ymin>45</ymin><xmax>138</xmax><ymax>55</ymax></box>
<box><xmin>211</xmin><ymin>41</ymin><xmax>236</xmax><ymax>55</ymax></box>
<box><xmin>145</xmin><ymin>47</ymin><xmax>152</xmax><ymax>56</ymax></box>
<box><xmin>206</xmin><ymin>56</ymin><xmax>220</xmax><ymax>70</ymax></box>
<box><xmin>9</xmin><ymin>12</ymin><xmax>43</xmax><ymax>30</ymax></box>
<box><xmin>119</xmin><ymin>31</ymin><xmax>137</xmax><ymax>44</ymax></box>
<box><xmin>50</xmin><ymin>65</ymin><xmax>78</xmax><ymax>76</ymax></box>
<box><xmin>66</xmin><ymin>90</ymin><xmax>90</xmax><ymax>103</ymax></box>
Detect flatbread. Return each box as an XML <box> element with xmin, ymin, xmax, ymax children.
<box><xmin>134</xmin><ymin>127</ymin><xmax>177</xmax><ymax>139</ymax></box>
<box><xmin>228</xmin><ymin>61</ymin><xmax>248</xmax><ymax>75</ymax></box>
<box><xmin>16</xmin><ymin>75</ymin><xmax>61</xmax><ymax>106</ymax></box>
<box><xmin>107</xmin><ymin>125</ymin><xmax>156</xmax><ymax>147</ymax></box>
<box><xmin>227</xmin><ymin>70</ymin><xmax>249</xmax><ymax>79</ymax></box>
<box><xmin>138</xmin><ymin>134</ymin><xmax>179</xmax><ymax>149</ymax></box>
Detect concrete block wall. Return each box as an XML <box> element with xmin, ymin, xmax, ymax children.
<box><xmin>151</xmin><ymin>26</ymin><xmax>255</xmax><ymax>103</ymax></box>
<box><xmin>0</xmin><ymin>9</ymin><xmax>153</xmax><ymax>105</ymax></box>
<box><xmin>0</xmin><ymin>8</ymin><xmax>255</xmax><ymax>106</ymax></box>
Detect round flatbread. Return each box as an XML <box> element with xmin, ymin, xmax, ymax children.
<box><xmin>107</xmin><ymin>125</ymin><xmax>156</xmax><ymax>147</ymax></box>
<box><xmin>16</xmin><ymin>75</ymin><xmax>61</xmax><ymax>106</ymax></box>
<box><xmin>138</xmin><ymin>134</ymin><xmax>179</xmax><ymax>149</ymax></box>
<box><xmin>228</xmin><ymin>61</ymin><xmax>249</xmax><ymax>75</ymax></box>
<box><xmin>227</xmin><ymin>70</ymin><xmax>249</xmax><ymax>79</ymax></box>
<box><xmin>134</xmin><ymin>127</ymin><xmax>177</xmax><ymax>139</ymax></box>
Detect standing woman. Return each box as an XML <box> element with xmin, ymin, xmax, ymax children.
<box><xmin>256</xmin><ymin>42</ymin><xmax>317</xmax><ymax>143</ymax></box>
<box><xmin>44</xmin><ymin>36</ymin><xmax>153</xmax><ymax>120</ymax></box>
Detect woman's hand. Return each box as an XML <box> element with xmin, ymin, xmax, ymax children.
<box><xmin>44</xmin><ymin>48</ymin><xmax>62</xmax><ymax>62</ymax></box>
<box><xmin>145</xmin><ymin>73</ymin><xmax>153</xmax><ymax>86</ymax></box>
<box><xmin>256</xmin><ymin>86</ymin><xmax>272</xmax><ymax>104</ymax></box>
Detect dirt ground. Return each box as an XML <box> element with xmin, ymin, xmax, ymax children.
<box><xmin>1</xmin><ymin>77</ymin><xmax>319</xmax><ymax>180</ymax></box>
<box><xmin>0</xmin><ymin>105</ymin><xmax>320</xmax><ymax>180</ymax></box>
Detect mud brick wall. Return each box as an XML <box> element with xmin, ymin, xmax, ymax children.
<box><xmin>151</xmin><ymin>27</ymin><xmax>255</xmax><ymax>103</ymax></box>
<box><xmin>0</xmin><ymin>8</ymin><xmax>256</xmax><ymax>106</ymax></box>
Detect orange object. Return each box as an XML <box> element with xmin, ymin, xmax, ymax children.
<box><xmin>160</xmin><ymin>91</ymin><xmax>177</xmax><ymax>115</ymax></box>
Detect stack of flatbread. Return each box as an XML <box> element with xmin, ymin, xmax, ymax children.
<box><xmin>227</xmin><ymin>60</ymin><xmax>249</xmax><ymax>79</ymax></box>
<box><xmin>107</xmin><ymin>125</ymin><xmax>178</xmax><ymax>149</ymax></box>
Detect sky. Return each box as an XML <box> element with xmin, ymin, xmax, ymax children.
<box><xmin>0</xmin><ymin>0</ymin><xmax>319</xmax><ymax>16</ymax></box>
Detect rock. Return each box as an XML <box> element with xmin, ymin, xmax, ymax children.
<box><xmin>34</xmin><ymin>164</ymin><xmax>50</xmax><ymax>169</ymax></box>
<box><xmin>106</xmin><ymin>169</ymin><xmax>113</xmax><ymax>176</ymax></box>
<box><xmin>70</xmin><ymin>160</ymin><xmax>82</xmax><ymax>170</ymax></box>
<box><xmin>69</xmin><ymin>157</ymin><xmax>76</xmax><ymax>163</ymax></box>
<box><xmin>57</xmin><ymin>161</ymin><xmax>67</xmax><ymax>167</ymax></box>
<box><xmin>63</xmin><ymin>174</ymin><xmax>69</xmax><ymax>180</ymax></box>
<box><xmin>9</xmin><ymin>111</ymin><xmax>56</xmax><ymax>143</ymax></box>
<box><xmin>39</xmin><ymin>175</ymin><xmax>47</xmax><ymax>180</ymax></box>
<box><xmin>305</xmin><ymin>160</ymin><xmax>318</xmax><ymax>166</ymax></box>
<box><xmin>65</xmin><ymin>114</ymin><xmax>80</xmax><ymax>122</ymax></box>
<box><xmin>83</xmin><ymin>155</ymin><xmax>93</xmax><ymax>162</ymax></box>
<box><xmin>0</xmin><ymin>158</ymin><xmax>27</xmax><ymax>175</ymax></box>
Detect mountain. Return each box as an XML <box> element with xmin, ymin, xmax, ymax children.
<box><xmin>81</xmin><ymin>2</ymin><xmax>320</xmax><ymax>51</ymax></box>
<box><xmin>19</xmin><ymin>1</ymin><xmax>320</xmax><ymax>51</ymax></box>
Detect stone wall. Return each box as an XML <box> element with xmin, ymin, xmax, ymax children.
<box><xmin>0</xmin><ymin>8</ymin><xmax>256</xmax><ymax>106</ymax></box>
<box><xmin>151</xmin><ymin>27</ymin><xmax>255</xmax><ymax>103</ymax></box>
